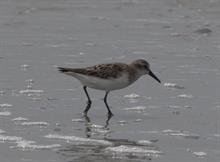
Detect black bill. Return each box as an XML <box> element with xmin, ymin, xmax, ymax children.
<box><xmin>149</xmin><ymin>70</ymin><xmax>161</xmax><ymax>83</ymax></box>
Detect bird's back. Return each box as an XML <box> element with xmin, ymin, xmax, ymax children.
<box><xmin>58</xmin><ymin>63</ymin><xmax>129</xmax><ymax>79</ymax></box>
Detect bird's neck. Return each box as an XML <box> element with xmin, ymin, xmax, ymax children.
<box><xmin>128</xmin><ymin>67</ymin><xmax>142</xmax><ymax>83</ymax></box>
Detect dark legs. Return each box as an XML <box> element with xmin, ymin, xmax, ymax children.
<box><xmin>104</xmin><ymin>91</ymin><xmax>113</xmax><ymax>116</ymax></box>
<box><xmin>83</xmin><ymin>86</ymin><xmax>92</xmax><ymax>114</ymax></box>
<box><xmin>82</xmin><ymin>86</ymin><xmax>113</xmax><ymax>116</ymax></box>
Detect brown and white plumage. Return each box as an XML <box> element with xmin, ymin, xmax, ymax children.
<box><xmin>58</xmin><ymin>59</ymin><xmax>161</xmax><ymax>116</ymax></box>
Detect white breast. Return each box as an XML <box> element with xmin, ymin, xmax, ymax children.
<box><xmin>72</xmin><ymin>73</ymin><xmax>131</xmax><ymax>91</ymax></box>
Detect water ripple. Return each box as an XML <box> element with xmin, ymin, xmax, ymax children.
<box><xmin>163</xmin><ymin>129</ymin><xmax>200</xmax><ymax>139</ymax></box>
<box><xmin>20</xmin><ymin>121</ymin><xmax>49</xmax><ymax>127</ymax></box>
<box><xmin>45</xmin><ymin>134</ymin><xmax>112</xmax><ymax>146</ymax></box>
<box><xmin>164</xmin><ymin>82</ymin><xmax>185</xmax><ymax>90</ymax></box>
<box><xmin>12</xmin><ymin>140</ymin><xmax>61</xmax><ymax>151</ymax></box>
<box><xmin>105</xmin><ymin>145</ymin><xmax>162</xmax><ymax>159</ymax></box>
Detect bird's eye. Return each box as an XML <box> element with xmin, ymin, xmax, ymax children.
<box><xmin>136</xmin><ymin>64</ymin><xmax>142</xmax><ymax>68</ymax></box>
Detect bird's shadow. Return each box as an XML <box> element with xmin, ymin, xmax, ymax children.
<box><xmin>83</xmin><ymin>113</ymin><xmax>113</xmax><ymax>138</ymax></box>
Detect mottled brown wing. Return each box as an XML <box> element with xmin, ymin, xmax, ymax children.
<box><xmin>60</xmin><ymin>63</ymin><xmax>128</xmax><ymax>79</ymax></box>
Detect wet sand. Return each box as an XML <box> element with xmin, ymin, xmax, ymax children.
<box><xmin>0</xmin><ymin>0</ymin><xmax>220</xmax><ymax>161</ymax></box>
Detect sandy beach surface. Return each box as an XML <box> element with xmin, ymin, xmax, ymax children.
<box><xmin>0</xmin><ymin>0</ymin><xmax>220</xmax><ymax>161</ymax></box>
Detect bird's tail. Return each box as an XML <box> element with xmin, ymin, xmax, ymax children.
<box><xmin>57</xmin><ymin>67</ymin><xmax>77</xmax><ymax>77</ymax></box>
<box><xmin>58</xmin><ymin>67</ymin><xmax>69</xmax><ymax>73</ymax></box>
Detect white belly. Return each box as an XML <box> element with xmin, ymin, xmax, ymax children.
<box><xmin>73</xmin><ymin>73</ymin><xmax>131</xmax><ymax>91</ymax></box>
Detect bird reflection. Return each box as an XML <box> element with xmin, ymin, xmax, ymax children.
<box><xmin>83</xmin><ymin>113</ymin><xmax>113</xmax><ymax>138</ymax></box>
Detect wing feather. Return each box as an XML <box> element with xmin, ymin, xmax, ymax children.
<box><xmin>58</xmin><ymin>63</ymin><xmax>128</xmax><ymax>79</ymax></box>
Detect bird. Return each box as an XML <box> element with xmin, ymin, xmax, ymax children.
<box><xmin>58</xmin><ymin>59</ymin><xmax>161</xmax><ymax>117</ymax></box>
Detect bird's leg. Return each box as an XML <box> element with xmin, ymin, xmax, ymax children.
<box><xmin>83</xmin><ymin>114</ymin><xmax>92</xmax><ymax>138</ymax></box>
<box><xmin>104</xmin><ymin>112</ymin><xmax>113</xmax><ymax>128</ymax></box>
<box><xmin>83</xmin><ymin>86</ymin><xmax>92</xmax><ymax>114</ymax></box>
<box><xmin>104</xmin><ymin>91</ymin><xmax>113</xmax><ymax>116</ymax></box>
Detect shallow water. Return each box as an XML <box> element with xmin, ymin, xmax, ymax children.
<box><xmin>0</xmin><ymin>0</ymin><xmax>220</xmax><ymax>161</ymax></box>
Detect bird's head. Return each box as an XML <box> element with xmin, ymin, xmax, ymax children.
<box><xmin>131</xmin><ymin>59</ymin><xmax>161</xmax><ymax>83</ymax></box>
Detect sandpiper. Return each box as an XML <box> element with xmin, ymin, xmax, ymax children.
<box><xmin>58</xmin><ymin>59</ymin><xmax>161</xmax><ymax>116</ymax></box>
